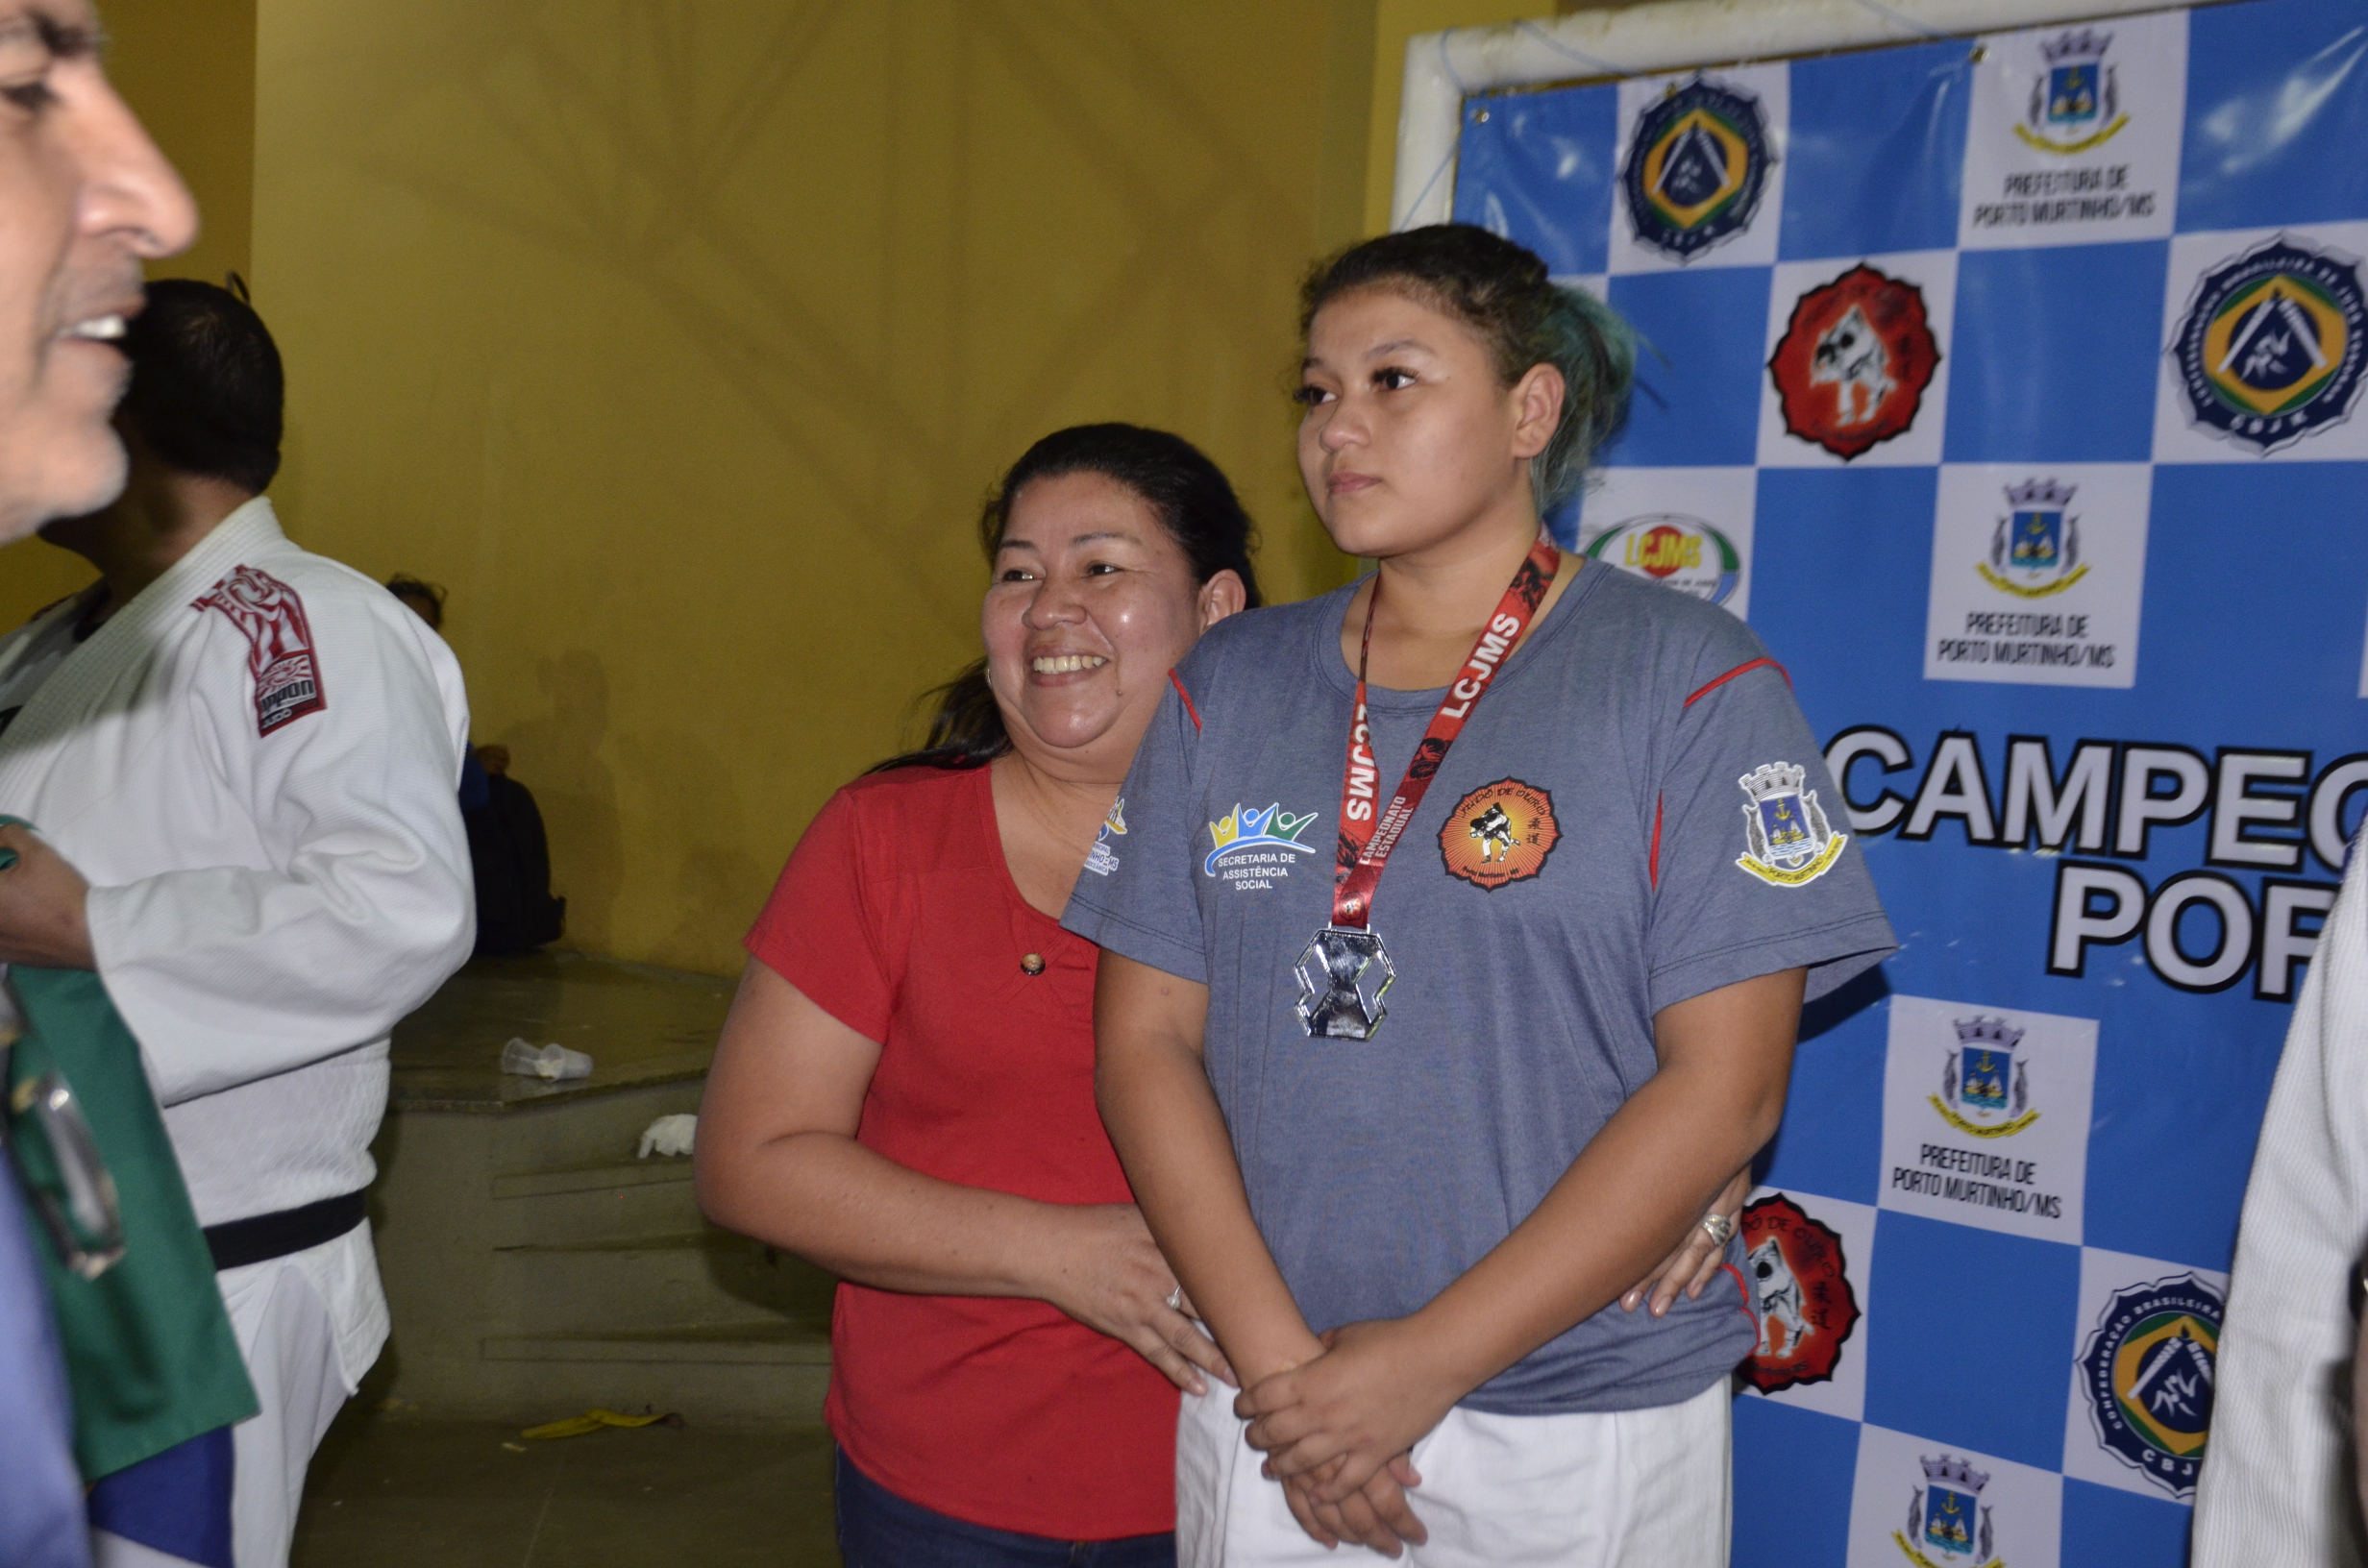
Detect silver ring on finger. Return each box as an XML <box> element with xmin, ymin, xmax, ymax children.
<box><xmin>1700</xmin><ymin>1213</ymin><xmax>1736</xmax><ymax>1247</ymax></box>
<box><xmin>1164</xmin><ymin>1287</ymin><xmax>1185</xmax><ymax>1312</ymax></box>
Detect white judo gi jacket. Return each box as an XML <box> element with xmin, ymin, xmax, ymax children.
<box><xmin>2192</xmin><ymin>838</ymin><xmax>2367</xmax><ymax>1567</ymax></box>
<box><xmin>0</xmin><ymin>497</ymin><xmax>474</xmax><ymax>1385</ymax></box>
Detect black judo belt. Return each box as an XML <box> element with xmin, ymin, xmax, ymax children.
<box><xmin>203</xmin><ymin>1188</ymin><xmax>368</xmax><ymax>1272</ymax></box>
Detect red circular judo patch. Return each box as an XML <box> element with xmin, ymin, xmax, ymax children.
<box><xmin>1739</xmin><ymin>1192</ymin><xmax>1861</xmax><ymax>1394</ymax></box>
<box><xmin>1439</xmin><ymin>778</ymin><xmax>1559</xmax><ymax>890</ymax></box>
<box><xmin>1767</xmin><ymin>263</ymin><xmax>1939</xmax><ymax>461</ymax></box>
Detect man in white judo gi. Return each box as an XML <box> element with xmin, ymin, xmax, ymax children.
<box><xmin>2192</xmin><ymin>831</ymin><xmax>2367</xmax><ymax>1567</ymax></box>
<box><xmin>0</xmin><ymin>278</ymin><xmax>476</xmax><ymax>1566</ymax></box>
<box><xmin>0</xmin><ymin>7</ymin><xmax>194</xmax><ymax>1567</ymax></box>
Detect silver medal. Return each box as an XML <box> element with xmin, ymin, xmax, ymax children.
<box><xmin>1294</xmin><ymin>925</ymin><xmax>1395</xmax><ymax>1040</ymax></box>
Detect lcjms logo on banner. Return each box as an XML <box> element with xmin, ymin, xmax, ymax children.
<box><xmin>1620</xmin><ymin>76</ymin><xmax>1772</xmax><ymax>261</ymax></box>
<box><xmin>2170</xmin><ymin>233</ymin><xmax>2368</xmax><ymax>453</ymax></box>
<box><xmin>1584</xmin><ymin>514</ymin><xmax>1742</xmax><ymax>605</ymax></box>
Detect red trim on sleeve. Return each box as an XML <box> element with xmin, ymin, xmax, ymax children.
<box><xmin>1649</xmin><ymin>795</ymin><xmax>1664</xmax><ymax>890</ymax></box>
<box><xmin>1719</xmin><ymin>1262</ymin><xmax>1759</xmax><ymax>1331</ymax></box>
<box><xmin>1684</xmin><ymin>656</ymin><xmax>1789</xmax><ymax>708</ymax></box>
<box><xmin>1168</xmin><ymin>669</ymin><xmax>1202</xmax><ymax>731</ymax></box>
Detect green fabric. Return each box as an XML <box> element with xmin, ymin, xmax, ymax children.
<box><xmin>5</xmin><ymin>962</ymin><xmax>259</xmax><ymax>1482</ymax></box>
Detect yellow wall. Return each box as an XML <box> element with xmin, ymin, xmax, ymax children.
<box><xmin>0</xmin><ymin>0</ymin><xmax>260</xmax><ymax>625</ymax></box>
<box><xmin>230</xmin><ymin>0</ymin><xmax>1379</xmax><ymax>974</ymax></box>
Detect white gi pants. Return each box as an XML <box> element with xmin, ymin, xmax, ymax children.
<box><xmin>218</xmin><ymin>1251</ymin><xmax>353</xmax><ymax>1568</ymax></box>
<box><xmin>1177</xmin><ymin>1375</ymin><xmax>1731</xmax><ymax>1568</ymax></box>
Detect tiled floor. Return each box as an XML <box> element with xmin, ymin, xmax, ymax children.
<box><xmin>292</xmin><ymin>1405</ymin><xmax>841</xmax><ymax>1567</ymax></box>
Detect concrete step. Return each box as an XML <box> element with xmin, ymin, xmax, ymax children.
<box><xmin>486</xmin><ymin>1156</ymin><xmax>703</xmax><ymax>1247</ymax></box>
<box><xmin>464</xmin><ymin>1323</ymin><xmax>832</xmax><ymax>1429</ymax></box>
<box><xmin>483</xmin><ymin>1321</ymin><xmax>831</xmax><ymax>1365</ymax></box>
<box><xmin>489</xmin><ymin>1155</ymin><xmax>696</xmax><ymax>1201</ymax></box>
<box><xmin>486</xmin><ymin>1228</ymin><xmax>837</xmax><ymax>1334</ymax></box>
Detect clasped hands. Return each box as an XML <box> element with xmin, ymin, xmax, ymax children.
<box><xmin>1233</xmin><ymin>1165</ymin><xmax>1753</xmax><ymax>1557</ymax></box>
<box><xmin>1237</xmin><ymin>1316</ymin><xmax>1443</xmax><ymax>1558</ymax></box>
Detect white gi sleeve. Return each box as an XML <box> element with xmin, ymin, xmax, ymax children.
<box><xmin>2191</xmin><ymin>839</ymin><xmax>2368</xmax><ymax>1568</ymax></box>
<box><xmin>85</xmin><ymin>574</ymin><xmax>475</xmax><ymax>1106</ymax></box>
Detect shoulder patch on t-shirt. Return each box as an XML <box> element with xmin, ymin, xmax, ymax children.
<box><xmin>192</xmin><ymin>565</ymin><xmax>329</xmax><ymax>736</ymax></box>
<box><xmin>1737</xmin><ymin>762</ymin><xmax>1847</xmax><ymax>887</ymax></box>
<box><xmin>1083</xmin><ymin>797</ymin><xmax>1126</xmax><ymax>877</ymax></box>
<box><xmin>1440</xmin><ymin>777</ymin><xmax>1561</xmax><ymax>891</ymax></box>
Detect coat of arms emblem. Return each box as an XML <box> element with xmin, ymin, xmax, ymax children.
<box><xmin>1979</xmin><ymin>478</ymin><xmax>2086</xmax><ymax>599</ymax></box>
<box><xmin>1735</xmin><ymin>762</ymin><xmax>1846</xmax><ymax>887</ymax></box>
<box><xmin>1895</xmin><ymin>1454</ymin><xmax>2001</xmax><ymax>1567</ymax></box>
<box><xmin>1768</xmin><ymin>264</ymin><xmax>1940</xmax><ymax>460</ymax></box>
<box><xmin>1930</xmin><ymin>1016</ymin><xmax>2039</xmax><ymax>1139</ymax></box>
<box><xmin>2017</xmin><ymin>29</ymin><xmax>2127</xmax><ymax>154</ymax></box>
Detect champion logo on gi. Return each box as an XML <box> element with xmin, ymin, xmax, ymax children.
<box><xmin>1736</xmin><ymin>762</ymin><xmax>1846</xmax><ymax>887</ymax></box>
<box><xmin>2017</xmin><ymin>29</ymin><xmax>2126</xmax><ymax>155</ymax></box>
<box><xmin>1204</xmin><ymin>801</ymin><xmax>1318</xmax><ymax>887</ymax></box>
<box><xmin>1584</xmin><ymin>514</ymin><xmax>1741</xmax><ymax>606</ymax></box>
<box><xmin>1739</xmin><ymin>1193</ymin><xmax>1859</xmax><ymax>1395</ymax></box>
<box><xmin>1895</xmin><ymin>1455</ymin><xmax>2001</xmax><ymax>1568</ymax></box>
<box><xmin>1768</xmin><ymin>264</ymin><xmax>1940</xmax><ymax>460</ymax></box>
<box><xmin>2171</xmin><ymin>233</ymin><xmax>2368</xmax><ymax>454</ymax></box>
<box><xmin>1083</xmin><ymin>798</ymin><xmax>1125</xmax><ymax>877</ymax></box>
<box><xmin>1930</xmin><ymin>1016</ymin><xmax>2039</xmax><ymax>1139</ymax></box>
<box><xmin>1978</xmin><ymin>478</ymin><xmax>2087</xmax><ymax>600</ymax></box>
<box><xmin>1620</xmin><ymin>75</ymin><xmax>1772</xmax><ymax>261</ymax></box>
<box><xmin>2080</xmin><ymin>1273</ymin><xmax>2222</xmax><ymax>1501</ymax></box>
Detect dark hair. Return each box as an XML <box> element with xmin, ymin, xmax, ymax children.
<box><xmin>1298</xmin><ymin>223</ymin><xmax>1635</xmax><ymax>506</ymax></box>
<box><xmin>115</xmin><ymin>278</ymin><xmax>285</xmax><ymax>495</ymax></box>
<box><xmin>385</xmin><ymin>574</ymin><xmax>447</xmax><ymax>625</ymax></box>
<box><xmin>873</xmin><ymin>424</ymin><xmax>1263</xmax><ymax>773</ymax></box>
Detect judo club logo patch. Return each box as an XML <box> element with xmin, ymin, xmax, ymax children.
<box><xmin>192</xmin><ymin>565</ymin><xmax>328</xmax><ymax>737</ymax></box>
<box><xmin>2017</xmin><ymin>29</ymin><xmax>2127</xmax><ymax>155</ymax></box>
<box><xmin>1979</xmin><ymin>478</ymin><xmax>2088</xmax><ymax>599</ymax></box>
<box><xmin>1739</xmin><ymin>1193</ymin><xmax>1859</xmax><ymax>1394</ymax></box>
<box><xmin>1439</xmin><ymin>778</ymin><xmax>1559</xmax><ymax>890</ymax></box>
<box><xmin>2079</xmin><ymin>1273</ymin><xmax>2222</xmax><ymax>1500</ymax></box>
<box><xmin>1769</xmin><ymin>264</ymin><xmax>1940</xmax><ymax>460</ymax></box>
<box><xmin>1736</xmin><ymin>762</ymin><xmax>1845</xmax><ymax>887</ymax></box>
<box><xmin>1931</xmin><ymin>1016</ymin><xmax>2040</xmax><ymax>1139</ymax></box>
<box><xmin>1620</xmin><ymin>76</ymin><xmax>1772</xmax><ymax>261</ymax></box>
<box><xmin>1584</xmin><ymin>514</ymin><xmax>1741</xmax><ymax>606</ymax></box>
<box><xmin>2171</xmin><ymin>233</ymin><xmax>2368</xmax><ymax>454</ymax></box>
<box><xmin>1895</xmin><ymin>1455</ymin><xmax>2002</xmax><ymax>1568</ymax></box>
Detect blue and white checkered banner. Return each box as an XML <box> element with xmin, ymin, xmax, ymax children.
<box><xmin>1452</xmin><ymin>2</ymin><xmax>2366</xmax><ymax>1562</ymax></box>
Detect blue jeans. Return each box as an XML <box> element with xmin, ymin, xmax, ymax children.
<box><xmin>834</xmin><ymin>1448</ymin><xmax>1177</xmax><ymax>1568</ymax></box>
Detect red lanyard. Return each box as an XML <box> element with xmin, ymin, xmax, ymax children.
<box><xmin>1331</xmin><ymin>535</ymin><xmax>1561</xmax><ymax>929</ymax></box>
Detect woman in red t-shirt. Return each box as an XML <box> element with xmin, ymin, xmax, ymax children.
<box><xmin>697</xmin><ymin>425</ymin><xmax>1258</xmax><ymax>1564</ymax></box>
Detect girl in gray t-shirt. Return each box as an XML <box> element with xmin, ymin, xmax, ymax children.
<box><xmin>1072</xmin><ymin>225</ymin><xmax>1894</xmax><ymax>1566</ymax></box>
